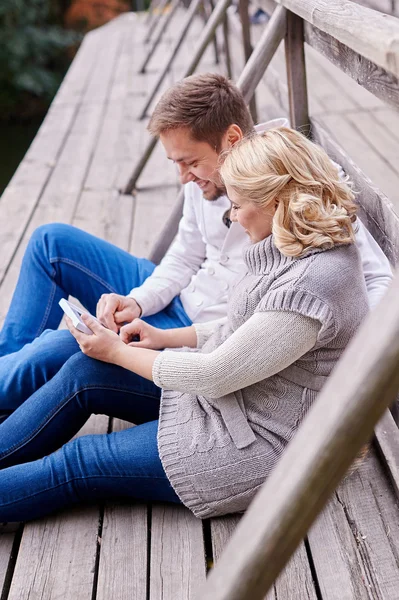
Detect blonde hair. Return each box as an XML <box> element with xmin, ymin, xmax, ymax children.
<box><xmin>220</xmin><ymin>127</ymin><xmax>357</xmax><ymax>257</ymax></box>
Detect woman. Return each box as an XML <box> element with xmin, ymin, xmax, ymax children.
<box><xmin>0</xmin><ymin>128</ymin><xmax>368</xmax><ymax>521</ymax></box>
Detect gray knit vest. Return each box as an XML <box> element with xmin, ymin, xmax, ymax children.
<box><xmin>158</xmin><ymin>234</ymin><xmax>369</xmax><ymax>518</ymax></box>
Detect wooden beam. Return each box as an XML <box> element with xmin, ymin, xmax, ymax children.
<box><xmin>199</xmin><ymin>269</ymin><xmax>399</xmax><ymax>600</ymax></box>
<box><xmin>285</xmin><ymin>11</ymin><xmax>310</xmax><ymax>133</ymax></box>
<box><xmin>305</xmin><ymin>24</ymin><xmax>399</xmax><ymax>111</ymax></box>
<box><xmin>237</xmin><ymin>6</ymin><xmax>287</xmax><ymax>103</ymax></box>
<box><xmin>148</xmin><ymin>188</ymin><xmax>184</xmax><ymax>264</ymax></box>
<box><xmin>273</xmin><ymin>0</ymin><xmax>399</xmax><ymax>78</ymax></box>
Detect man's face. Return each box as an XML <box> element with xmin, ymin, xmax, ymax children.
<box><xmin>160</xmin><ymin>126</ymin><xmax>241</xmax><ymax>201</ymax></box>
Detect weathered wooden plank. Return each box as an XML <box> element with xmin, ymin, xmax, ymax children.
<box><xmin>96</xmin><ymin>419</ymin><xmax>148</xmax><ymax>600</ymax></box>
<box><xmin>375</xmin><ymin>409</ymin><xmax>399</xmax><ymax>499</ymax></box>
<box><xmin>304</xmin><ymin>24</ymin><xmax>399</xmax><ymax>111</ymax></box>
<box><xmin>311</xmin><ymin>116</ymin><xmax>399</xmax><ymax>264</ymax></box>
<box><xmin>150</xmin><ymin>504</ymin><xmax>206</xmax><ymax>600</ymax></box>
<box><xmin>0</xmin><ymin>524</ymin><xmax>18</xmax><ymax>599</ymax></box>
<box><xmin>345</xmin><ymin>110</ymin><xmax>399</xmax><ymax>185</ymax></box>
<box><xmin>6</xmin><ymin>414</ymin><xmax>108</xmax><ymax>600</ymax></box>
<box><xmin>129</xmin><ymin>186</ymin><xmax>180</xmax><ymax>258</ymax></box>
<box><xmin>0</xmin><ymin>19</ymin><xmax>125</xmax><ymax>293</ymax></box>
<box><xmin>274</xmin><ymin>0</ymin><xmax>399</xmax><ymax>78</ymax></box>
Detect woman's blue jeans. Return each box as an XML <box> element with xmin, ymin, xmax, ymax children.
<box><xmin>0</xmin><ymin>223</ymin><xmax>191</xmax><ymax>417</ymax></box>
<box><xmin>0</xmin><ymin>353</ymin><xmax>181</xmax><ymax>522</ymax></box>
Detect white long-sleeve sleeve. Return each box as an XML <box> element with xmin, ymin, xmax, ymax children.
<box><xmin>355</xmin><ymin>219</ymin><xmax>393</xmax><ymax>309</ymax></box>
<box><xmin>153</xmin><ymin>311</ymin><xmax>320</xmax><ymax>398</ymax></box>
<box><xmin>128</xmin><ymin>186</ymin><xmax>207</xmax><ymax>316</ymax></box>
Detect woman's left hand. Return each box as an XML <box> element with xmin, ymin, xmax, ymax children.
<box><xmin>66</xmin><ymin>313</ymin><xmax>124</xmax><ymax>364</ymax></box>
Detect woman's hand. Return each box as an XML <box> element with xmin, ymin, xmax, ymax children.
<box><xmin>65</xmin><ymin>314</ymin><xmax>124</xmax><ymax>364</ymax></box>
<box><xmin>120</xmin><ymin>319</ymin><xmax>167</xmax><ymax>350</ymax></box>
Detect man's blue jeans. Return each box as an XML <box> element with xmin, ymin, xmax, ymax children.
<box><xmin>0</xmin><ymin>223</ymin><xmax>192</xmax><ymax>416</ymax></box>
<box><xmin>0</xmin><ymin>353</ymin><xmax>181</xmax><ymax>522</ymax></box>
<box><xmin>0</xmin><ymin>223</ymin><xmax>192</xmax><ymax>520</ymax></box>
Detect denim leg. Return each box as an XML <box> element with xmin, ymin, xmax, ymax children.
<box><xmin>0</xmin><ymin>352</ymin><xmax>164</xmax><ymax>469</ymax></box>
<box><xmin>0</xmin><ymin>223</ymin><xmax>157</xmax><ymax>356</ymax></box>
<box><xmin>0</xmin><ymin>329</ymin><xmax>79</xmax><ymax>415</ymax></box>
<box><xmin>0</xmin><ymin>420</ymin><xmax>180</xmax><ymax>523</ymax></box>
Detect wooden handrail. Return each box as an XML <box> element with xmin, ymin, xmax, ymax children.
<box><xmin>200</xmin><ymin>270</ymin><xmax>399</xmax><ymax>599</ymax></box>
<box><xmin>274</xmin><ymin>0</ymin><xmax>399</xmax><ymax>77</ymax></box>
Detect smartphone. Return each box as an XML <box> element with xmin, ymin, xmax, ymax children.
<box><xmin>59</xmin><ymin>299</ymin><xmax>102</xmax><ymax>335</ymax></box>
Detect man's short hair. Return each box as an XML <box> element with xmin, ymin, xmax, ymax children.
<box><xmin>148</xmin><ymin>73</ymin><xmax>254</xmax><ymax>151</ymax></box>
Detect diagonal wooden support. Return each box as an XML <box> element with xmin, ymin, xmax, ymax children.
<box><xmin>139</xmin><ymin>0</ymin><xmax>181</xmax><ymax>73</ymax></box>
<box><xmin>238</xmin><ymin>0</ymin><xmax>257</xmax><ymax>122</ymax></box>
<box><xmin>124</xmin><ymin>0</ymin><xmax>233</xmax><ymax>193</ymax></box>
<box><xmin>144</xmin><ymin>0</ymin><xmax>170</xmax><ymax>44</ymax></box>
<box><xmin>199</xmin><ymin>268</ymin><xmax>399</xmax><ymax>600</ymax></box>
<box><xmin>139</xmin><ymin>0</ymin><xmax>204</xmax><ymax>120</ymax></box>
<box><xmin>237</xmin><ymin>5</ymin><xmax>287</xmax><ymax>102</ymax></box>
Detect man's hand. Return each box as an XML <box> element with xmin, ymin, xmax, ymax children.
<box><xmin>65</xmin><ymin>314</ymin><xmax>124</xmax><ymax>364</ymax></box>
<box><xmin>96</xmin><ymin>293</ymin><xmax>142</xmax><ymax>333</ymax></box>
<box><xmin>120</xmin><ymin>319</ymin><xmax>167</xmax><ymax>350</ymax></box>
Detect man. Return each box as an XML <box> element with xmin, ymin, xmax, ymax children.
<box><xmin>0</xmin><ymin>73</ymin><xmax>392</xmax><ymax>420</ymax></box>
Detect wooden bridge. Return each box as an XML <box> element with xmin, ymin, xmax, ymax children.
<box><xmin>0</xmin><ymin>1</ymin><xmax>399</xmax><ymax>598</ymax></box>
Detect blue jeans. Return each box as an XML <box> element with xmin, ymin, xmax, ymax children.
<box><xmin>0</xmin><ymin>223</ymin><xmax>191</xmax><ymax>417</ymax></box>
<box><xmin>0</xmin><ymin>353</ymin><xmax>181</xmax><ymax>522</ymax></box>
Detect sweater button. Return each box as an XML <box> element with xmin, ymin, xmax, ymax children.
<box><xmin>223</xmin><ymin>282</ymin><xmax>229</xmax><ymax>291</ymax></box>
<box><xmin>208</xmin><ymin>266</ymin><xmax>215</xmax><ymax>275</ymax></box>
<box><xmin>220</xmin><ymin>254</ymin><xmax>229</xmax><ymax>265</ymax></box>
<box><xmin>196</xmin><ymin>299</ymin><xmax>203</xmax><ymax>306</ymax></box>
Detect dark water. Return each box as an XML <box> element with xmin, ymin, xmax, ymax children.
<box><xmin>0</xmin><ymin>117</ymin><xmax>43</xmax><ymax>195</ymax></box>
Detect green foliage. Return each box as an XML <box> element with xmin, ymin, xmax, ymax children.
<box><xmin>0</xmin><ymin>0</ymin><xmax>81</xmax><ymax>118</ymax></box>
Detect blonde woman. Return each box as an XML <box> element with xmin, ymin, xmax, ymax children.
<box><xmin>0</xmin><ymin>128</ymin><xmax>369</xmax><ymax>521</ymax></box>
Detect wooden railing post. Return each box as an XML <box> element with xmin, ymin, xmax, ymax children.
<box><xmin>237</xmin><ymin>5</ymin><xmax>287</xmax><ymax>103</ymax></box>
<box><xmin>285</xmin><ymin>10</ymin><xmax>310</xmax><ymax>133</ymax></box>
<box><xmin>238</xmin><ymin>0</ymin><xmax>257</xmax><ymax>122</ymax></box>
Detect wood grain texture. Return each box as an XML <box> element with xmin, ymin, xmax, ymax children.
<box><xmin>274</xmin><ymin>0</ymin><xmax>399</xmax><ymax>77</ymax></box>
<box><xmin>150</xmin><ymin>504</ymin><xmax>206</xmax><ymax>600</ymax></box>
<box><xmin>211</xmin><ymin>515</ymin><xmax>318</xmax><ymax>600</ymax></box>
<box><xmin>305</xmin><ymin>24</ymin><xmax>399</xmax><ymax>110</ymax></box>
<box><xmin>285</xmin><ymin>11</ymin><xmax>310</xmax><ymax>131</ymax></box>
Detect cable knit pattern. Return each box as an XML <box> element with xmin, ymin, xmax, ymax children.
<box><xmin>157</xmin><ymin>235</ymin><xmax>369</xmax><ymax>518</ymax></box>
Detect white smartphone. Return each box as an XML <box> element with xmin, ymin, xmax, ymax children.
<box><xmin>59</xmin><ymin>299</ymin><xmax>102</xmax><ymax>335</ymax></box>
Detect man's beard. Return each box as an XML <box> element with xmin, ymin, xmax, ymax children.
<box><xmin>202</xmin><ymin>183</ymin><xmax>227</xmax><ymax>201</ymax></box>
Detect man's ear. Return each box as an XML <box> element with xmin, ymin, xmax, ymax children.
<box><xmin>225</xmin><ymin>124</ymin><xmax>244</xmax><ymax>147</ymax></box>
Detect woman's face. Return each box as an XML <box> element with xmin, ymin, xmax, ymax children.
<box><xmin>227</xmin><ymin>185</ymin><xmax>276</xmax><ymax>243</ymax></box>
